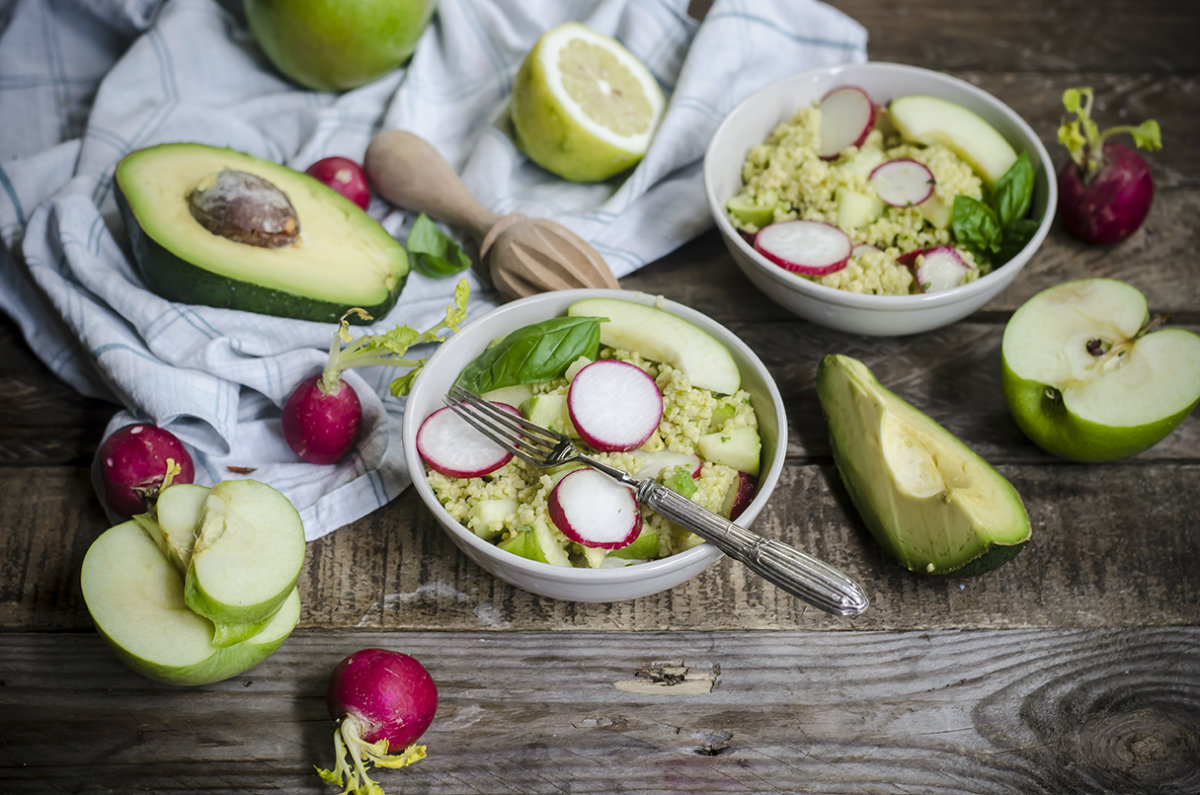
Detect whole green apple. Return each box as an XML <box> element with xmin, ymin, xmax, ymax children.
<box><xmin>1001</xmin><ymin>278</ymin><xmax>1200</xmax><ymax>462</ymax></box>
<box><xmin>244</xmin><ymin>0</ymin><xmax>437</xmax><ymax>92</ymax></box>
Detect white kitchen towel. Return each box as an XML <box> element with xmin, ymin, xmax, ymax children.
<box><xmin>0</xmin><ymin>0</ymin><xmax>867</xmax><ymax>540</ymax></box>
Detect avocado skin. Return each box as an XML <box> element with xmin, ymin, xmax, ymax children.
<box><xmin>818</xmin><ymin>354</ymin><xmax>1031</xmax><ymax>577</ymax></box>
<box><xmin>116</xmin><ymin>188</ymin><xmax>405</xmax><ymax>325</ymax></box>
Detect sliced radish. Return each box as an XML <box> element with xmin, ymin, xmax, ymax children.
<box><xmin>416</xmin><ymin>402</ymin><xmax>520</xmax><ymax>478</ymax></box>
<box><xmin>630</xmin><ymin>450</ymin><xmax>702</xmax><ymax>480</ymax></box>
<box><xmin>567</xmin><ymin>360</ymin><xmax>662</xmax><ymax>453</ymax></box>
<box><xmin>754</xmin><ymin>220</ymin><xmax>852</xmax><ymax>275</ymax></box>
<box><xmin>914</xmin><ymin>246</ymin><xmax>972</xmax><ymax>293</ymax></box>
<box><xmin>895</xmin><ymin>247</ymin><xmax>925</xmax><ymax>266</ymax></box>
<box><xmin>721</xmin><ymin>471</ymin><xmax>757</xmax><ymax>521</ymax></box>
<box><xmin>817</xmin><ymin>85</ymin><xmax>876</xmax><ymax>160</ymax></box>
<box><xmin>548</xmin><ymin>468</ymin><xmax>641</xmax><ymax>550</ymax></box>
<box><xmin>869</xmin><ymin>158</ymin><xmax>935</xmax><ymax>207</ymax></box>
<box><xmin>851</xmin><ymin>243</ymin><xmax>882</xmax><ymax>258</ymax></box>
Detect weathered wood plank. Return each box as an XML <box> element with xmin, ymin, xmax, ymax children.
<box><xmin>6</xmin><ymin>462</ymin><xmax>1195</xmax><ymax>633</ymax></box>
<box><xmin>1</xmin><ymin>627</ymin><xmax>1196</xmax><ymax>794</ymax></box>
<box><xmin>837</xmin><ymin>0</ymin><xmax>1200</xmax><ymax>74</ymax></box>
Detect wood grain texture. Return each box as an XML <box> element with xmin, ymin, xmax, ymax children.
<box><xmin>6</xmin><ymin>461</ymin><xmax>1196</xmax><ymax>634</ymax></box>
<box><xmin>1</xmin><ymin>627</ymin><xmax>1196</xmax><ymax>794</ymax></box>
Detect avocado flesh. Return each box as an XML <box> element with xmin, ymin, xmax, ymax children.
<box><xmin>817</xmin><ymin>354</ymin><xmax>1030</xmax><ymax>575</ymax></box>
<box><xmin>115</xmin><ymin>143</ymin><xmax>408</xmax><ymax>322</ymax></box>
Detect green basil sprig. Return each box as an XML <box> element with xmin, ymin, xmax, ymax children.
<box><xmin>455</xmin><ymin>316</ymin><xmax>605</xmax><ymax>394</ymax></box>
<box><xmin>407</xmin><ymin>213</ymin><xmax>472</xmax><ymax>278</ymax></box>
<box><xmin>951</xmin><ymin>153</ymin><xmax>1040</xmax><ymax>262</ymax></box>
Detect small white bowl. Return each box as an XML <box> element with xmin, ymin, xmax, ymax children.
<box><xmin>402</xmin><ymin>288</ymin><xmax>787</xmax><ymax>602</ymax></box>
<box><xmin>704</xmin><ymin>62</ymin><xmax>1057</xmax><ymax>336</ymax></box>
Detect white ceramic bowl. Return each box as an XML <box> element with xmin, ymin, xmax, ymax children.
<box><xmin>402</xmin><ymin>288</ymin><xmax>787</xmax><ymax>602</ymax></box>
<box><xmin>704</xmin><ymin>62</ymin><xmax>1057</xmax><ymax>336</ymax></box>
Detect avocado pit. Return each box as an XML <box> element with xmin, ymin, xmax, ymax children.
<box><xmin>188</xmin><ymin>169</ymin><xmax>299</xmax><ymax>248</ymax></box>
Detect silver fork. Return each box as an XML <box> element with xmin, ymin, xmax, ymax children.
<box><xmin>443</xmin><ymin>385</ymin><xmax>869</xmax><ymax>617</ymax></box>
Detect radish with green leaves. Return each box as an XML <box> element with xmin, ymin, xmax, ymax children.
<box><xmin>96</xmin><ymin>423</ymin><xmax>195</xmax><ymax>518</ymax></box>
<box><xmin>316</xmin><ymin>648</ymin><xmax>437</xmax><ymax>795</ymax></box>
<box><xmin>1056</xmin><ymin>87</ymin><xmax>1162</xmax><ymax>245</ymax></box>
<box><xmin>283</xmin><ymin>280</ymin><xmax>469</xmax><ymax>465</ymax></box>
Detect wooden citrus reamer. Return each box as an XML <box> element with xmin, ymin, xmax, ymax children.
<box><xmin>364</xmin><ymin>130</ymin><xmax>620</xmax><ymax>301</ymax></box>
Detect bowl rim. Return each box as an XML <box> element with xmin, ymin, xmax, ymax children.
<box><xmin>703</xmin><ymin>60</ymin><xmax>1058</xmax><ymax>311</ymax></box>
<box><xmin>401</xmin><ymin>287</ymin><xmax>787</xmax><ymax>584</ymax></box>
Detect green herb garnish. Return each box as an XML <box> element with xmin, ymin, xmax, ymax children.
<box><xmin>951</xmin><ymin>152</ymin><xmax>1040</xmax><ymax>262</ymax></box>
<box><xmin>454</xmin><ymin>316</ymin><xmax>605</xmax><ymax>394</ymax></box>
<box><xmin>407</xmin><ymin>213</ymin><xmax>472</xmax><ymax>278</ymax></box>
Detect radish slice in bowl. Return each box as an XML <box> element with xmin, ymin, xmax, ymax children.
<box><xmin>567</xmin><ymin>360</ymin><xmax>662</xmax><ymax>452</ymax></box>
<box><xmin>416</xmin><ymin>402</ymin><xmax>520</xmax><ymax>478</ymax></box>
<box><xmin>869</xmin><ymin>158</ymin><xmax>935</xmax><ymax>207</ymax></box>
<box><xmin>548</xmin><ymin>468</ymin><xmax>642</xmax><ymax>549</ymax></box>
<box><xmin>754</xmin><ymin>220</ymin><xmax>852</xmax><ymax>276</ymax></box>
<box><xmin>817</xmin><ymin>85</ymin><xmax>876</xmax><ymax>160</ymax></box>
<box><xmin>913</xmin><ymin>246</ymin><xmax>972</xmax><ymax>293</ymax></box>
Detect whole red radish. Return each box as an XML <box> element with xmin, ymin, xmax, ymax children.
<box><xmin>96</xmin><ymin>423</ymin><xmax>194</xmax><ymax>518</ymax></box>
<box><xmin>306</xmin><ymin>156</ymin><xmax>371</xmax><ymax>210</ymax></box>
<box><xmin>283</xmin><ymin>283</ymin><xmax>470</xmax><ymax>465</ymax></box>
<box><xmin>1055</xmin><ymin>87</ymin><xmax>1162</xmax><ymax>245</ymax></box>
<box><xmin>315</xmin><ymin>648</ymin><xmax>437</xmax><ymax>795</ymax></box>
<box><xmin>282</xmin><ymin>373</ymin><xmax>362</xmax><ymax>465</ymax></box>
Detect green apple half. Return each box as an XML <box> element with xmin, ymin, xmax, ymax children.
<box><xmin>1001</xmin><ymin>278</ymin><xmax>1200</xmax><ymax>462</ymax></box>
<box><xmin>817</xmin><ymin>354</ymin><xmax>1030</xmax><ymax>576</ymax></box>
<box><xmin>183</xmin><ymin>479</ymin><xmax>306</xmax><ymax>626</ymax></box>
<box><xmin>567</xmin><ymin>297</ymin><xmax>740</xmax><ymax>395</ymax></box>
<box><xmin>244</xmin><ymin>0</ymin><xmax>436</xmax><ymax>92</ymax></box>
<box><xmin>136</xmin><ymin>482</ymin><xmax>295</xmax><ymax>647</ymax></box>
<box><xmin>81</xmin><ymin>520</ymin><xmax>301</xmax><ymax>686</ymax></box>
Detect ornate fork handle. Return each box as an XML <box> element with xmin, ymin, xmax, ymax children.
<box><xmin>636</xmin><ymin>480</ymin><xmax>869</xmax><ymax>617</ymax></box>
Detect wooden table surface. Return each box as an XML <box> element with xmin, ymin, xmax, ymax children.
<box><xmin>2</xmin><ymin>1</ymin><xmax>1198</xmax><ymax>793</ymax></box>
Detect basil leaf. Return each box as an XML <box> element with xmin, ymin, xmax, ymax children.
<box><xmin>997</xmin><ymin>218</ymin><xmax>1042</xmax><ymax>263</ymax></box>
<box><xmin>992</xmin><ymin>152</ymin><xmax>1034</xmax><ymax>228</ymax></box>
<box><xmin>455</xmin><ymin>316</ymin><xmax>604</xmax><ymax>393</ymax></box>
<box><xmin>951</xmin><ymin>194</ymin><xmax>1002</xmax><ymax>256</ymax></box>
<box><xmin>407</xmin><ymin>213</ymin><xmax>472</xmax><ymax>278</ymax></box>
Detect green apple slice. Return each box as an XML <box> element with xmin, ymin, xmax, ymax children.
<box><xmin>817</xmin><ymin>354</ymin><xmax>1030</xmax><ymax>576</ymax></box>
<box><xmin>498</xmin><ymin>523</ymin><xmax>572</xmax><ymax>567</ymax></box>
<box><xmin>697</xmin><ymin>425</ymin><xmax>761</xmax><ymax>476</ymax></box>
<box><xmin>1002</xmin><ymin>278</ymin><xmax>1200</xmax><ymax>462</ymax></box>
<box><xmin>144</xmin><ymin>482</ymin><xmax>211</xmax><ymax>571</ymax></box>
<box><xmin>184</xmin><ymin>479</ymin><xmax>306</xmax><ymax>626</ymax></box>
<box><xmin>81</xmin><ymin>520</ymin><xmax>301</xmax><ymax>686</ymax></box>
<box><xmin>567</xmin><ymin>298</ymin><xmax>740</xmax><ymax>394</ymax></box>
<box><xmin>136</xmin><ymin>483</ymin><xmax>286</xmax><ymax>647</ymax></box>
<box><xmin>888</xmin><ymin>95</ymin><xmax>1018</xmax><ymax>187</ymax></box>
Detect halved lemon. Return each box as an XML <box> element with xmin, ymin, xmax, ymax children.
<box><xmin>510</xmin><ymin>22</ymin><xmax>665</xmax><ymax>182</ymax></box>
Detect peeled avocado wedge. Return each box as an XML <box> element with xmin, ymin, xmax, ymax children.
<box><xmin>1001</xmin><ymin>278</ymin><xmax>1200</xmax><ymax>462</ymax></box>
<box><xmin>115</xmin><ymin>143</ymin><xmax>408</xmax><ymax>323</ymax></box>
<box><xmin>566</xmin><ymin>298</ymin><xmax>740</xmax><ymax>395</ymax></box>
<box><xmin>817</xmin><ymin>355</ymin><xmax>1031</xmax><ymax>576</ymax></box>
<box><xmin>888</xmin><ymin>95</ymin><xmax>1018</xmax><ymax>187</ymax></box>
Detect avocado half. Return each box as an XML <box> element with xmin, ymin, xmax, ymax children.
<box><xmin>816</xmin><ymin>354</ymin><xmax>1031</xmax><ymax>576</ymax></box>
<box><xmin>115</xmin><ymin>143</ymin><xmax>408</xmax><ymax>323</ymax></box>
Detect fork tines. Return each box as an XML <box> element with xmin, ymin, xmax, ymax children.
<box><xmin>444</xmin><ymin>385</ymin><xmax>560</xmax><ymax>464</ymax></box>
